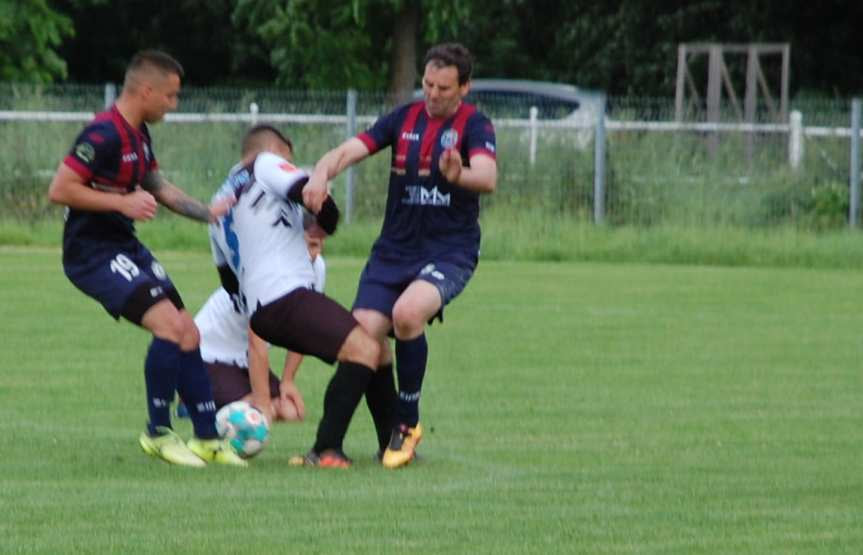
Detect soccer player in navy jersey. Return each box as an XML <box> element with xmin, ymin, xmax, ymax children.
<box><xmin>303</xmin><ymin>43</ymin><xmax>498</xmax><ymax>468</ymax></box>
<box><xmin>47</xmin><ymin>50</ymin><xmax>245</xmax><ymax>468</ymax></box>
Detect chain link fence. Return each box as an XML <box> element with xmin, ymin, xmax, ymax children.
<box><xmin>0</xmin><ymin>82</ymin><xmax>860</xmax><ymax>230</ymax></box>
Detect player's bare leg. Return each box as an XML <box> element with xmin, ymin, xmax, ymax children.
<box><xmin>391</xmin><ymin>280</ymin><xmax>441</xmax><ymax>340</ymax></box>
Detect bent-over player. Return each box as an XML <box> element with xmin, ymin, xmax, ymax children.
<box><xmin>209</xmin><ymin>125</ymin><xmax>388</xmax><ymax>467</ymax></box>
<box><xmin>194</xmin><ymin>212</ymin><xmax>327</xmax><ymax>422</ymax></box>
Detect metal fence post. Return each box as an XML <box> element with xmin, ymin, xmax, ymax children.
<box><xmin>249</xmin><ymin>102</ymin><xmax>259</xmax><ymax>126</ymax></box>
<box><xmin>529</xmin><ymin>106</ymin><xmax>538</xmax><ymax>165</ymax></box>
<box><xmin>345</xmin><ymin>89</ymin><xmax>358</xmax><ymax>224</ymax></box>
<box><xmin>103</xmin><ymin>83</ymin><xmax>116</xmax><ymax>109</ymax></box>
<box><xmin>851</xmin><ymin>98</ymin><xmax>861</xmax><ymax>228</ymax></box>
<box><xmin>593</xmin><ymin>93</ymin><xmax>607</xmax><ymax>224</ymax></box>
<box><xmin>788</xmin><ymin>110</ymin><xmax>803</xmax><ymax>170</ymax></box>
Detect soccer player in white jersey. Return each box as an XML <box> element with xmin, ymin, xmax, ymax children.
<box><xmin>209</xmin><ymin>125</ymin><xmax>387</xmax><ymax>467</ymax></box>
<box><xmin>194</xmin><ymin>214</ymin><xmax>326</xmax><ymax>422</ymax></box>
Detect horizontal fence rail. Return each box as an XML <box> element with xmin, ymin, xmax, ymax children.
<box><xmin>0</xmin><ymin>84</ymin><xmax>860</xmax><ymax>229</ymax></box>
<box><xmin>2</xmin><ymin>108</ymin><xmax>861</xmax><ymax>138</ymax></box>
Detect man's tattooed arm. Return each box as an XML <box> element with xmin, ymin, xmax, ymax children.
<box><xmin>141</xmin><ymin>170</ymin><xmax>212</xmax><ymax>222</ymax></box>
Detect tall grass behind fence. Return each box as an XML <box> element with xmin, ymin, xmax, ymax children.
<box><xmin>605</xmin><ymin>97</ymin><xmax>852</xmax><ymax>228</ymax></box>
<box><xmin>0</xmin><ymin>83</ymin><xmax>858</xmax><ymax>232</ymax></box>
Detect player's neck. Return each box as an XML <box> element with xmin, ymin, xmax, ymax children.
<box><xmin>114</xmin><ymin>97</ymin><xmax>144</xmax><ymax>129</ymax></box>
<box><xmin>426</xmin><ymin>100</ymin><xmax>462</xmax><ymax>120</ymax></box>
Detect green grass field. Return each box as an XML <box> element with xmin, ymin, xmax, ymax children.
<box><xmin>1</xmin><ymin>247</ymin><xmax>861</xmax><ymax>553</ymax></box>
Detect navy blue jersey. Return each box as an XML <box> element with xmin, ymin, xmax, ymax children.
<box><xmin>357</xmin><ymin>100</ymin><xmax>496</xmax><ymax>261</ymax></box>
<box><xmin>61</xmin><ymin>105</ymin><xmax>158</xmax><ymax>255</ymax></box>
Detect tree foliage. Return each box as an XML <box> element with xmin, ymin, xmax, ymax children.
<box><xmin>10</xmin><ymin>0</ymin><xmax>862</xmax><ymax>96</ymax></box>
<box><xmin>232</xmin><ymin>0</ymin><xmax>470</xmax><ymax>92</ymax></box>
<box><xmin>0</xmin><ymin>0</ymin><xmax>74</xmax><ymax>82</ymax></box>
<box><xmin>56</xmin><ymin>0</ymin><xmax>262</xmax><ymax>85</ymax></box>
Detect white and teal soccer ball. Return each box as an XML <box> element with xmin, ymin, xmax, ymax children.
<box><xmin>215</xmin><ymin>401</ymin><xmax>270</xmax><ymax>459</ymax></box>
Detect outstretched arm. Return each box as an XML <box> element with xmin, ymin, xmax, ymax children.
<box><xmin>142</xmin><ymin>170</ymin><xmax>234</xmax><ymax>223</ymax></box>
<box><xmin>303</xmin><ymin>138</ymin><xmax>370</xmax><ymax>213</ymax></box>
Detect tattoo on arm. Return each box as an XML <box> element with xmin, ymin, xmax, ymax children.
<box><xmin>172</xmin><ymin>196</ymin><xmax>211</xmax><ymax>222</ymax></box>
<box><xmin>143</xmin><ymin>170</ymin><xmax>211</xmax><ymax>222</ymax></box>
<box><xmin>141</xmin><ymin>171</ymin><xmax>164</xmax><ymax>193</ymax></box>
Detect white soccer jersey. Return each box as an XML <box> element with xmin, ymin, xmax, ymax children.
<box><xmin>195</xmin><ymin>288</ymin><xmax>248</xmax><ymax>366</ymax></box>
<box><xmin>195</xmin><ymin>256</ymin><xmax>326</xmax><ymax>366</ymax></box>
<box><xmin>209</xmin><ymin>152</ymin><xmax>316</xmax><ymax>315</ymax></box>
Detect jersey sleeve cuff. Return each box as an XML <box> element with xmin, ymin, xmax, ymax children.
<box><xmin>357</xmin><ymin>132</ymin><xmax>378</xmax><ymax>154</ymax></box>
<box><xmin>63</xmin><ymin>155</ymin><xmax>93</xmax><ymax>181</ymax></box>
<box><xmin>469</xmin><ymin>147</ymin><xmax>497</xmax><ymax>161</ymax></box>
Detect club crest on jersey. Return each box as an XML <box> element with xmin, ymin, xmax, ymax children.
<box><xmin>279</xmin><ymin>161</ymin><xmax>298</xmax><ymax>172</ymax></box>
<box><xmin>440</xmin><ymin>129</ymin><xmax>458</xmax><ymax>149</ymax></box>
<box><xmin>75</xmin><ymin>142</ymin><xmax>95</xmax><ymax>163</ymax></box>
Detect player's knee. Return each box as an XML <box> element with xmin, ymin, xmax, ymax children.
<box><xmin>340</xmin><ymin>326</ymin><xmax>380</xmax><ymax>369</ymax></box>
<box><xmin>276</xmin><ymin>399</ymin><xmax>300</xmax><ymax>421</ymax></box>
<box><xmin>393</xmin><ymin>303</ymin><xmax>425</xmax><ymax>339</ymax></box>
<box><xmin>392</xmin><ymin>311</ymin><xmax>424</xmax><ymax>340</ymax></box>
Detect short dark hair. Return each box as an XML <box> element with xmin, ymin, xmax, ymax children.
<box><xmin>423</xmin><ymin>43</ymin><xmax>473</xmax><ymax>84</ymax></box>
<box><xmin>127</xmin><ymin>50</ymin><xmax>184</xmax><ymax>79</ymax></box>
<box><xmin>242</xmin><ymin>124</ymin><xmax>293</xmax><ymax>157</ymax></box>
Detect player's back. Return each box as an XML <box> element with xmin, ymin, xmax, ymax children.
<box><xmin>210</xmin><ymin>152</ymin><xmax>315</xmax><ymax>312</ymax></box>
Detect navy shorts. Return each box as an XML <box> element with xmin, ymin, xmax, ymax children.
<box><xmin>63</xmin><ymin>239</ymin><xmax>181</xmax><ymax>323</ymax></box>
<box><xmin>352</xmin><ymin>253</ymin><xmax>476</xmax><ymax>323</ymax></box>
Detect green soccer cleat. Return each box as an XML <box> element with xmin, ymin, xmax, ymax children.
<box><xmin>187</xmin><ymin>437</ymin><xmax>248</xmax><ymax>467</ymax></box>
<box><xmin>382</xmin><ymin>423</ymin><xmax>423</xmax><ymax>469</ymax></box>
<box><xmin>139</xmin><ymin>427</ymin><xmax>206</xmax><ymax>468</ymax></box>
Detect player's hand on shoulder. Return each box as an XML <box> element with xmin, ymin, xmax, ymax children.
<box><xmin>208</xmin><ymin>194</ymin><xmax>236</xmax><ymax>222</ymax></box>
<box><xmin>121</xmin><ymin>187</ymin><xmax>158</xmax><ymax>220</ymax></box>
<box><xmin>439</xmin><ymin>148</ymin><xmax>463</xmax><ymax>184</ymax></box>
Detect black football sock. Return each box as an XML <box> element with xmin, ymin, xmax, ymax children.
<box><xmin>176</xmin><ymin>348</ymin><xmax>218</xmax><ymax>439</ymax></box>
<box><xmin>365</xmin><ymin>363</ymin><xmax>397</xmax><ymax>452</ymax></box>
<box><xmin>395</xmin><ymin>334</ymin><xmax>428</xmax><ymax>427</ymax></box>
<box><xmin>144</xmin><ymin>337</ymin><xmax>181</xmax><ymax>435</ymax></box>
<box><xmin>313</xmin><ymin>361</ymin><xmax>374</xmax><ymax>454</ymax></box>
